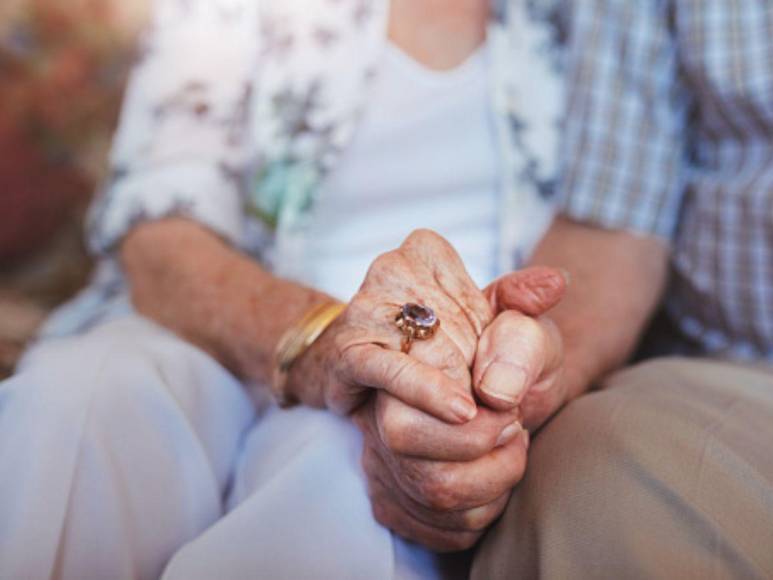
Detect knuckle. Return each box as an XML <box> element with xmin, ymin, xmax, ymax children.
<box><xmin>516</xmin><ymin>316</ymin><xmax>544</xmax><ymax>343</ymax></box>
<box><xmin>388</xmin><ymin>357</ymin><xmax>426</xmax><ymax>397</ymax></box>
<box><xmin>339</xmin><ymin>342</ymin><xmax>362</xmax><ymax>371</ymax></box>
<box><xmin>370</xmin><ymin>499</ymin><xmax>392</xmax><ymax>528</ymax></box>
<box><xmin>439</xmin><ymin>345</ymin><xmax>466</xmax><ymax>374</ymax></box>
<box><xmin>406</xmin><ymin>228</ymin><xmax>435</xmax><ymax>243</ymax></box>
<box><xmin>461</xmin><ymin>502</ymin><xmax>504</xmax><ymax>532</ymax></box>
<box><xmin>506</xmin><ymin>446</ymin><xmax>529</xmax><ymax>486</ymax></box>
<box><xmin>353</xmin><ymin>409</ymin><xmax>376</xmax><ymax>442</ymax></box>
<box><xmin>405</xmin><ymin>228</ymin><xmax>449</xmax><ymax>251</ymax></box>
<box><xmin>458</xmin><ymin>532</ymin><xmax>484</xmax><ymax>551</ymax></box>
<box><xmin>467</xmin><ymin>428</ymin><xmax>497</xmax><ymax>458</ymax></box>
<box><xmin>522</xmin><ymin>386</ymin><xmax>557</xmax><ymax>421</ymax></box>
<box><xmin>338</xmin><ymin>300</ymin><xmax>364</xmax><ymax>326</ymax></box>
<box><xmin>371</xmin><ymin>250</ymin><xmax>397</xmax><ymax>270</ymax></box>
<box><xmin>360</xmin><ymin>446</ymin><xmax>379</xmax><ymax>478</ymax></box>
<box><xmin>496</xmin><ymin>309</ymin><xmax>523</xmax><ymax>325</ymax></box>
<box><xmin>540</xmin><ymin>316</ymin><xmax>563</xmax><ymax>353</ymax></box>
<box><xmin>365</xmin><ymin>250</ymin><xmax>407</xmax><ymax>282</ymax></box>
<box><xmin>439</xmin><ymin>532</ymin><xmax>482</xmax><ymax>553</ymax></box>
<box><xmin>461</xmin><ymin>511</ymin><xmax>490</xmax><ymax>532</ymax></box>
<box><xmin>364</xmin><ymin>474</ymin><xmax>398</xmax><ymax>530</ymax></box>
<box><xmin>378</xmin><ymin>407</ymin><xmax>412</xmax><ymax>452</ymax></box>
<box><xmin>486</xmin><ymin>312</ymin><xmax>526</xmax><ymax>346</ymax></box>
<box><xmin>417</xmin><ymin>467</ymin><xmax>459</xmax><ymax>511</ymax></box>
<box><xmin>389</xmin><ymin>355</ymin><xmax>414</xmax><ymax>384</ymax></box>
<box><xmin>322</xmin><ymin>383</ymin><xmax>349</xmax><ymax>415</ymax></box>
<box><xmin>522</xmin><ymin>381</ymin><xmax>566</xmax><ymax>430</ymax></box>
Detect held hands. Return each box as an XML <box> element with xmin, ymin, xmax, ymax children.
<box><xmin>289</xmin><ymin>229</ymin><xmax>567</xmax><ymax>550</ymax></box>
<box><xmin>354</xmin><ymin>262</ymin><xmax>567</xmax><ymax>550</ymax></box>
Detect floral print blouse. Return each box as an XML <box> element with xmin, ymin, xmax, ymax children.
<box><xmin>42</xmin><ymin>0</ymin><xmax>564</xmax><ymax>338</ymax></box>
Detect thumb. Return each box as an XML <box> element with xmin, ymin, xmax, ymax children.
<box><xmin>473</xmin><ymin>310</ymin><xmax>561</xmax><ymax>410</ymax></box>
<box><xmin>484</xmin><ymin>266</ymin><xmax>568</xmax><ymax>316</ymax></box>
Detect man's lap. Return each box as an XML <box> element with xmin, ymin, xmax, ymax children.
<box><xmin>473</xmin><ymin>356</ymin><xmax>773</xmax><ymax>579</ymax></box>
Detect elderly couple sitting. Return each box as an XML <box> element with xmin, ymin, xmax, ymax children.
<box><xmin>1</xmin><ymin>0</ymin><xmax>772</xmax><ymax>578</ymax></box>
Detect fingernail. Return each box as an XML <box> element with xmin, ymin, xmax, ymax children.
<box><xmin>496</xmin><ymin>421</ymin><xmax>523</xmax><ymax>447</ymax></box>
<box><xmin>559</xmin><ymin>268</ymin><xmax>571</xmax><ymax>286</ymax></box>
<box><xmin>481</xmin><ymin>363</ymin><xmax>527</xmax><ymax>405</ymax></box>
<box><xmin>451</xmin><ymin>396</ymin><xmax>477</xmax><ymax>422</ymax></box>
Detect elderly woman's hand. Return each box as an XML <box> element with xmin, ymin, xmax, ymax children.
<box><xmin>352</xmin><ymin>266</ymin><xmax>567</xmax><ymax>551</ymax></box>
<box><xmin>354</xmin><ymin>396</ymin><xmax>527</xmax><ymax>551</ymax></box>
<box><xmin>287</xmin><ymin>229</ymin><xmax>493</xmax><ymax>424</ymax></box>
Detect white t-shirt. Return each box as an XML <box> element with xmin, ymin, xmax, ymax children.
<box><xmin>306</xmin><ymin>41</ymin><xmax>500</xmax><ymax>301</ymax></box>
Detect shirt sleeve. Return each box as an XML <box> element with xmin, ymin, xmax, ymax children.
<box><xmin>556</xmin><ymin>0</ymin><xmax>690</xmax><ymax>241</ymax></box>
<box><xmin>87</xmin><ymin>0</ymin><xmax>260</xmax><ymax>255</ymax></box>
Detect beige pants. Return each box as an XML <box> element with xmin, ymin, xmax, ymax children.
<box><xmin>472</xmin><ymin>357</ymin><xmax>773</xmax><ymax>579</ymax></box>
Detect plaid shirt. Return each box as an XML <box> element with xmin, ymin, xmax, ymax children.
<box><xmin>557</xmin><ymin>0</ymin><xmax>773</xmax><ymax>362</ymax></box>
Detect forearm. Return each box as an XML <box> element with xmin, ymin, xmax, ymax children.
<box><xmin>121</xmin><ymin>218</ymin><xmax>333</xmax><ymax>389</ymax></box>
<box><xmin>529</xmin><ymin>217</ymin><xmax>670</xmax><ymax>399</ymax></box>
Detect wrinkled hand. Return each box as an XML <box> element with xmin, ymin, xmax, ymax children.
<box><xmin>288</xmin><ymin>229</ymin><xmax>493</xmax><ymax>424</ymax></box>
<box><xmin>354</xmin><ymin>395</ymin><xmax>527</xmax><ymax>551</ymax></box>
<box><xmin>354</xmin><ymin>266</ymin><xmax>567</xmax><ymax>551</ymax></box>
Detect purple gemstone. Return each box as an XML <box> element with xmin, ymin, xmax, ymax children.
<box><xmin>402</xmin><ymin>303</ymin><xmax>436</xmax><ymax>328</ymax></box>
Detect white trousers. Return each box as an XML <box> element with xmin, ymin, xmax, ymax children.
<box><xmin>0</xmin><ymin>315</ymin><xmax>459</xmax><ymax>580</ymax></box>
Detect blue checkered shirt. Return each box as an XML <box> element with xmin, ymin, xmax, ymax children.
<box><xmin>557</xmin><ymin>0</ymin><xmax>773</xmax><ymax>362</ymax></box>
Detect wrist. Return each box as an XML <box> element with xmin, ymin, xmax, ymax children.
<box><xmin>271</xmin><ymin>301</ymin><xmax>346</xmax><ymax>407</ymax></box>
<box><xmin>219</xmin><ymin>258</ymin><xmax>335</xmax><ymax>385</ymax></box>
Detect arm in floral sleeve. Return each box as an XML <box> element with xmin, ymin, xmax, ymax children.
<box><xmin>87</xmin><ymin>0</ymin><xmax>259</xmax><ymax>254</ymax></box>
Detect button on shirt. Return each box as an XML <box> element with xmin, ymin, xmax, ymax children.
<box><xmin>557</xmin><ymin>1</ymin><xmax>773</xmax><ymax>361</ymax></box>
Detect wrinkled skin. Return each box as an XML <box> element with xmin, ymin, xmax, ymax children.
<box><xmin>288</xmin><ymin>229</ymin><xmax>493</xmax><ymax>423</ymax></box>
<box><xmin>291</xmin><ymin>230</ymin><xmax>567</xmax><ymax>551</ymax></box>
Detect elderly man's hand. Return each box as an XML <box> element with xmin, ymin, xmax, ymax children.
<box><xmin>289</xmin><ymin>229</ymin><xmax>493</xmax><ymax>423</ymax></box>
<box><xmin>353</xmin><ymin>266</ymin><xmax>567</xmax><ymax>551</ymax></box>
<box><xmin>475</xmin><ymin>267</ymin><xmax>568</xmax><ymax>430</ymax></box>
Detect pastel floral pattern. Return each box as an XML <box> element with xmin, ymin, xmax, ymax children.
<box><xmin>44</xmin><ymin>0</ymin><xmax>564</xmax><ymax>338</ymax></box>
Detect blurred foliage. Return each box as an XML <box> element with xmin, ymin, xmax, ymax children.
<box><xmin>0</xmin><ymin>0</ymin><xmax>150</xmax><ymax>265</ymax></box>
<box><xmin>0</xmin><ymin>0</ymin><xmax>150</xmax><ymax>375</ymax></box>
<box><xmin>0</xmin><ymin>0</ymin><xmax>149</xmax><ymax>179</ymax></box>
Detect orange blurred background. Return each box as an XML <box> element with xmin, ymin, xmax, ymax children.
<box><xmin>0</xmin><ymin>0</ymin><xmax>150</xmax><ymax>376</ymax></box>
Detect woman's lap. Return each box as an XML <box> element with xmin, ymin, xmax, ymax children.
<box><xmin>0</xmin><ymin>315</ymin><xmax>256</xmax><ymax>578</ymax></box>
<box><xmin>0</xmin><ymin>314</ymin><xmax>447</xmax><ymax>579</ymax></box>
<box><xmin>166</xmin><ymin>360</ymin><xmax>452</xmax><ymax>579</ymax></box>
<box><xmin>164</xmin><ymin>404</ymin><xmax>395</xmax><ymax>579</ymax></box>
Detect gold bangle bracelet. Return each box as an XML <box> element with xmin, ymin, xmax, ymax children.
<box><xmin>271</xmin><ymin>301</ymin><xmax>346</xmax><ymax>407</ymax></box>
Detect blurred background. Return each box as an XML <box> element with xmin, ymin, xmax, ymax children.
<box><xmin>0</xmin><ymin>0</ymin><xmax>150</xmax><ymax>377</ymax></box>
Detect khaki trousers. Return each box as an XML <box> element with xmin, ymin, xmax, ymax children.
<box><xmin>472</xmin><ymin>357</ymin><xmax>773</xmax><ymax>579</ymax></box>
